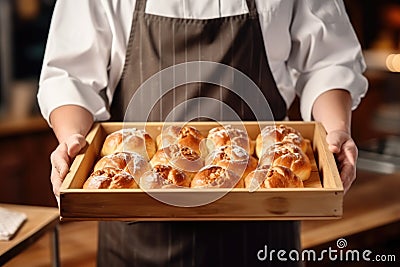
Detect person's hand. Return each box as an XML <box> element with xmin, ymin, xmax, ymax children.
<box><xmin>326</xmin><ymin>130</ymin><xmax>358</xmax><ymax>194</ymax></box>
<box><xmin>50</xmin><ymin>134</ymin><xmax>87</xmax><ymax>197</ymax></box>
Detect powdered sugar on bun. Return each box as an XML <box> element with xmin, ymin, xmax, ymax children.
<box><xmin>258</xmin><ymin>142</ymin><xmax>311</xmax><ymax>181</ymax></box>
<box><xmin>191</xmin><ymin>165</ymin><xmax>243</xmax><ymax>188</ymax></box>
<box><xmin>206</xmin><ymin>125</ymin><xmax>254</xmax><ymax>155</ymax></box>
<box><xmin>245</xmin><ymin>165</ymin><xmax>303</xmax><ymax>189</ymax></box>
<box><xmin>83</xmin><ymin>167</ymin><xmax>138</xmax><ymax>189</ymax></box>
<box><xmin>139</xmin><ymin>164</ymin><xmax>190</xmax><ymax>189</ymax></box>
<box><xmin>255</xmin><ymin>124</ymin><xmax>308</xmax><ymax>158</ymax></box>
<box><xmin>205</xmin><ymin>145</ymin><xmax>257</xmax><ymax>179</ymax></box>
<box><xmin>156</xmin><ymin>125</ymin><xmax>205</xmax><ymax>155</ymax></box>
<box><xmin>100</xmin><ymin>128</ymin><xmax>156</xmax><ymax>160</ymax></box>
<box><xmin>93</xmin><ymin>152</ymin><xmax>151</xmax><ymax>183</ymax></box>
<box><xmin>150</xmin><ymin>144</ymin><xmax>204</xmax><ymax>180</ymax></box>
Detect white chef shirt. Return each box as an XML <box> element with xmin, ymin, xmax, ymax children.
<box><xmin>37</xmin><ymin>0</ymin><xmax>368</xmax><ymax>123</ymax></box>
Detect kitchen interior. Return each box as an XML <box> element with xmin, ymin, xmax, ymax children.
<box><xmin>0</xmin><ymin>0</ymin><xmax>399</xmax><ymax>266</ymax></box>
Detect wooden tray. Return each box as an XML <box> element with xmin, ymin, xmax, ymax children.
<box><xmin>60</xmin><ymin>121</ymin><xmax>343</xmax><ymax>221</ymax></box>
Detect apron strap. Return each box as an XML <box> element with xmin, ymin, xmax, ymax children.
<box><xmin>134</xmin><ymin>0</ymin><xmax>146</xmax><ymax>12</ymax></box>
<box><xmin>245</xmin><ymin>0</ymin><xmax>258</xmax><ymax>15</ymax></box>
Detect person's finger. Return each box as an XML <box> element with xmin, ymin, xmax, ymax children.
<box><xmin>55</xmin><ymin>195</ymin><xmax>60</xmax><ymax>208</ymax></box>
<box><xmin>326</xmin><ymin>130</ymin><xmax>358</xmax><ymax>194</ymax></box>
<box><xmin>66</xmin><ymin>134</ymin><xmax>87</xmax><ymax>157</ymax></box>
<box><xmin>337</xmin><ymin>140</ymin><xmax>358</xmax><ymax>194</ymax></box>
<box><xmin>49</xmin><ymin>135</ymin><xmax>87</xmax><ymax>197</ymax></box>
<box><xmin>343</xmin><ymin>140</ymin><xmax>358</xmax><ymax>166</ymax></box>
<box><xmin>339</xmin><ymin>158</ymin><xmax>356</xmax><ymax>194</ymax></box>
<box><xmin>50</xmin><ymin>143</ymin><xmax>72</xmax><ymax>197</ymax></box>
<box><xmin>50</xmin><ymin>143</ymin><xmax>70</xmax><ymax>177</ymax></box>
<box><xmin>50</xmin><ymin>165</ymin><xmax>63</xmax><ymax>197</ymax></box>
<box><xmin>326</xmin><ymin>130</ymin><xmax>350</xmax><ymax>154</ymax></box>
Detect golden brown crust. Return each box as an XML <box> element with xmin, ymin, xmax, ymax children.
<box><xmin>255</xmin><ymin>124</ymin><xmax>308</xmax><ymax>158</ymax></box>
<box><xmin>124</xmin><ymin>153</ymin><xmax>152</xmax><ymax>179</ymax></box>
<box><xmin>100</xmin><ymin>128</ymin><xmax>156</xmax><ymax>160</ymax></box>
<box><xmin>258</xmin><ymin>142</ymin><xmax>311</xmax><ymax>181</ymax></box>
<box><xmin>83</xmin><ymin>167</ymin><xmax>138</xmax><ymax>189</ymax></box>
<box><xmin>244</xmin><ymin>165</ymin><xmax>303</xmax><ymax>189</ymax></box>
<box><xmin>150</xmin><ymin>144</ymin><xmax>204</xmax><ymax>180</ymax></box>
<box><xmin>156</xmin><ymin>125</ymin><xmax>205</xmax><ymax>155</ymax></box>
<box><xmin>94</xmin><ymin>152</ymin><xmax>151</xmax><ymax>180</ymax></box>
<box><xmin>206</xmin><ymin>125</ymin><xmax>254</xmax><ymax>155</ymax></box>
<box><xmin>205</xmin><ymin>145</ymin><xmax>257</xmax><ymax>179</ymax></box>
<box><xmin>191</xmin><ymin>165</ymin><xmax>243</xmax><ymax>188</ymax></box>
<box><xmin>139</xmin><ymin>164</ymin><xmax>191</xmax><ymax>189</ymax></box>
<box><xmin>94</xmin><ymin>152</ymin><xmax>132</xmax><ymax>171</ymax></box>
<box><xmin>264</xmin><ymin>166</ymin><xmax>304</xmax><ymax>188</ymax></box>
<box><xmin>244</xmin><ymin>166</ymin><xmax>270</xmax><ymax>189</ymax></box>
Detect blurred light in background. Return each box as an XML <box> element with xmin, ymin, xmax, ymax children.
<box><xmin>386</xmin><ymin>54</ymin><xmax>400</xmax><ymax>72</ymax></box>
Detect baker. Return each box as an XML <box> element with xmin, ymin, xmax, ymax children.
<box><xmin>38</xmin><ymin>0</ymin><xmax>368</xmax><ymax>266</ymax></box>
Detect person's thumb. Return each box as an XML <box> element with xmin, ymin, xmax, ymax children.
<box><xmin>326</xmin><ymin>130</ymin><xmax>350</xmax><ymax>154</ymax></box>
<box><xmin>66</xmin><ymin>134</ymin><xmax>87</xmax><ymax>158</ymax></box>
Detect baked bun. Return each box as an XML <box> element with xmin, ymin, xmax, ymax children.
<box><xmin>139</xmin><ymin>164</ymin><xmax>191</xmax><ymax>189</ymax></box>
<box><xmin>94</xmin><ymin>152</ymin><xmax>151</xmax><ymax>179</ymax></box>
<box><xmin>150</xmin><ymin>144</ymin><xmax>204</xmax><ymax>180</ymax></box>
<box><xmin>206</xmin><ymin>125</ymin><xmax>254</xmax><ymax>155</ymax></box>
<box><xmin>94</xmin><ymin>152</ymin><xmax>131</xmax><ymax>171</ymax></box>
<box><xmin>258</xmin><ymin>142</ymin><xmax>311</xmax><ymax>181</ymax></box>
<box><xmin>265</xmin><ymin>166</ymin><xmax>304</xmax><ymax>188</ymax></box>
<box><xmin>244</xmin><ymin>167</ymin><xmax>269</xmax><ymax>190</ymax></box>
<box><xmin>205</xmin><ymin>145</ymin><xmax>257</xmax><ymax>179</ymax></box>
<box><xmin>83</xmin><ymin>167</ymin><xmax>138</xmax><ymax>189</ymax></box>
<box><xmin>245</xmin><ymin>165</ymin><xmax>303</xmax><ymax>189</ymax></box>
<box><xmin>191</xmin><ymin>165</ymin><xmax>243</xmax><ymax>188</ymax></box>
<box><xmin>255</xmin><ymin>125</ymin><xmax>308</xmax><ymax>158</ymax></box>
<box><xmin>156</xmin><ymin>125</ymin><xmax>205</xmax><ymax>155</ymax></box>
<box><xmin>100</xmin><ymin>128</ymin><xmax>156</xmax><ymax>160</ymax></box>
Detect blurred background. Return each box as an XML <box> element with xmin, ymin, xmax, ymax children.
<box><xmin>0</xmin><ymin>0</ymin><xmax>54</xmax><ymax>117</ymax></box>
<box><xmin>0</xmin><ymin>0</ymin><xmax>399</xmax><ymax>266</ymax></box>
<box><xmin>0</xmin><ymin>0</ymin><xmax>58</xmax><ymax>208</ymax></box>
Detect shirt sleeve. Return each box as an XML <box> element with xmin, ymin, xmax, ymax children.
<box><xmin>288</xmin><ymin>0</ymin><xmax>368</xmax><ymax>121</ymax></box>
<box><xmin>37</xmin><ymin>0</ymin><xmax>113</xmax><ymax>124</ymax></box>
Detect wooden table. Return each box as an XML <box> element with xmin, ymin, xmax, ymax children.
<box><xmin>0</xmin><ymin>204</ymin><xmax>60</xmax><ymax>266</ymax></box>
<box><xmin>301</xmin><ymin>170</ymin><xmax>400</xmax><ymax>248</ymax></box>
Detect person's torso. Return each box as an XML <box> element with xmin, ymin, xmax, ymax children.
<box><xmin>111</xmin><ymin>0</ymin><xmax>288</xmax><ymax>122</ymax></box>
<box><xmin>101</xmin><ymin>0</ymin><xmax>295</xmax><ymax>111</ymax></box>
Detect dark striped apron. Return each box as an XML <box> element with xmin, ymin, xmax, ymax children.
<box><xmin>100</xmin><ymin>0</ymin><xmax>301</xmax><ymax>266</ymax></box>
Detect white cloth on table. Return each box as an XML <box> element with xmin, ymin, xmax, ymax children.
<box><xmin>0</xmin><ymin>207</ymin><xmax>27</xmax><ymax>241</ymax></box>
